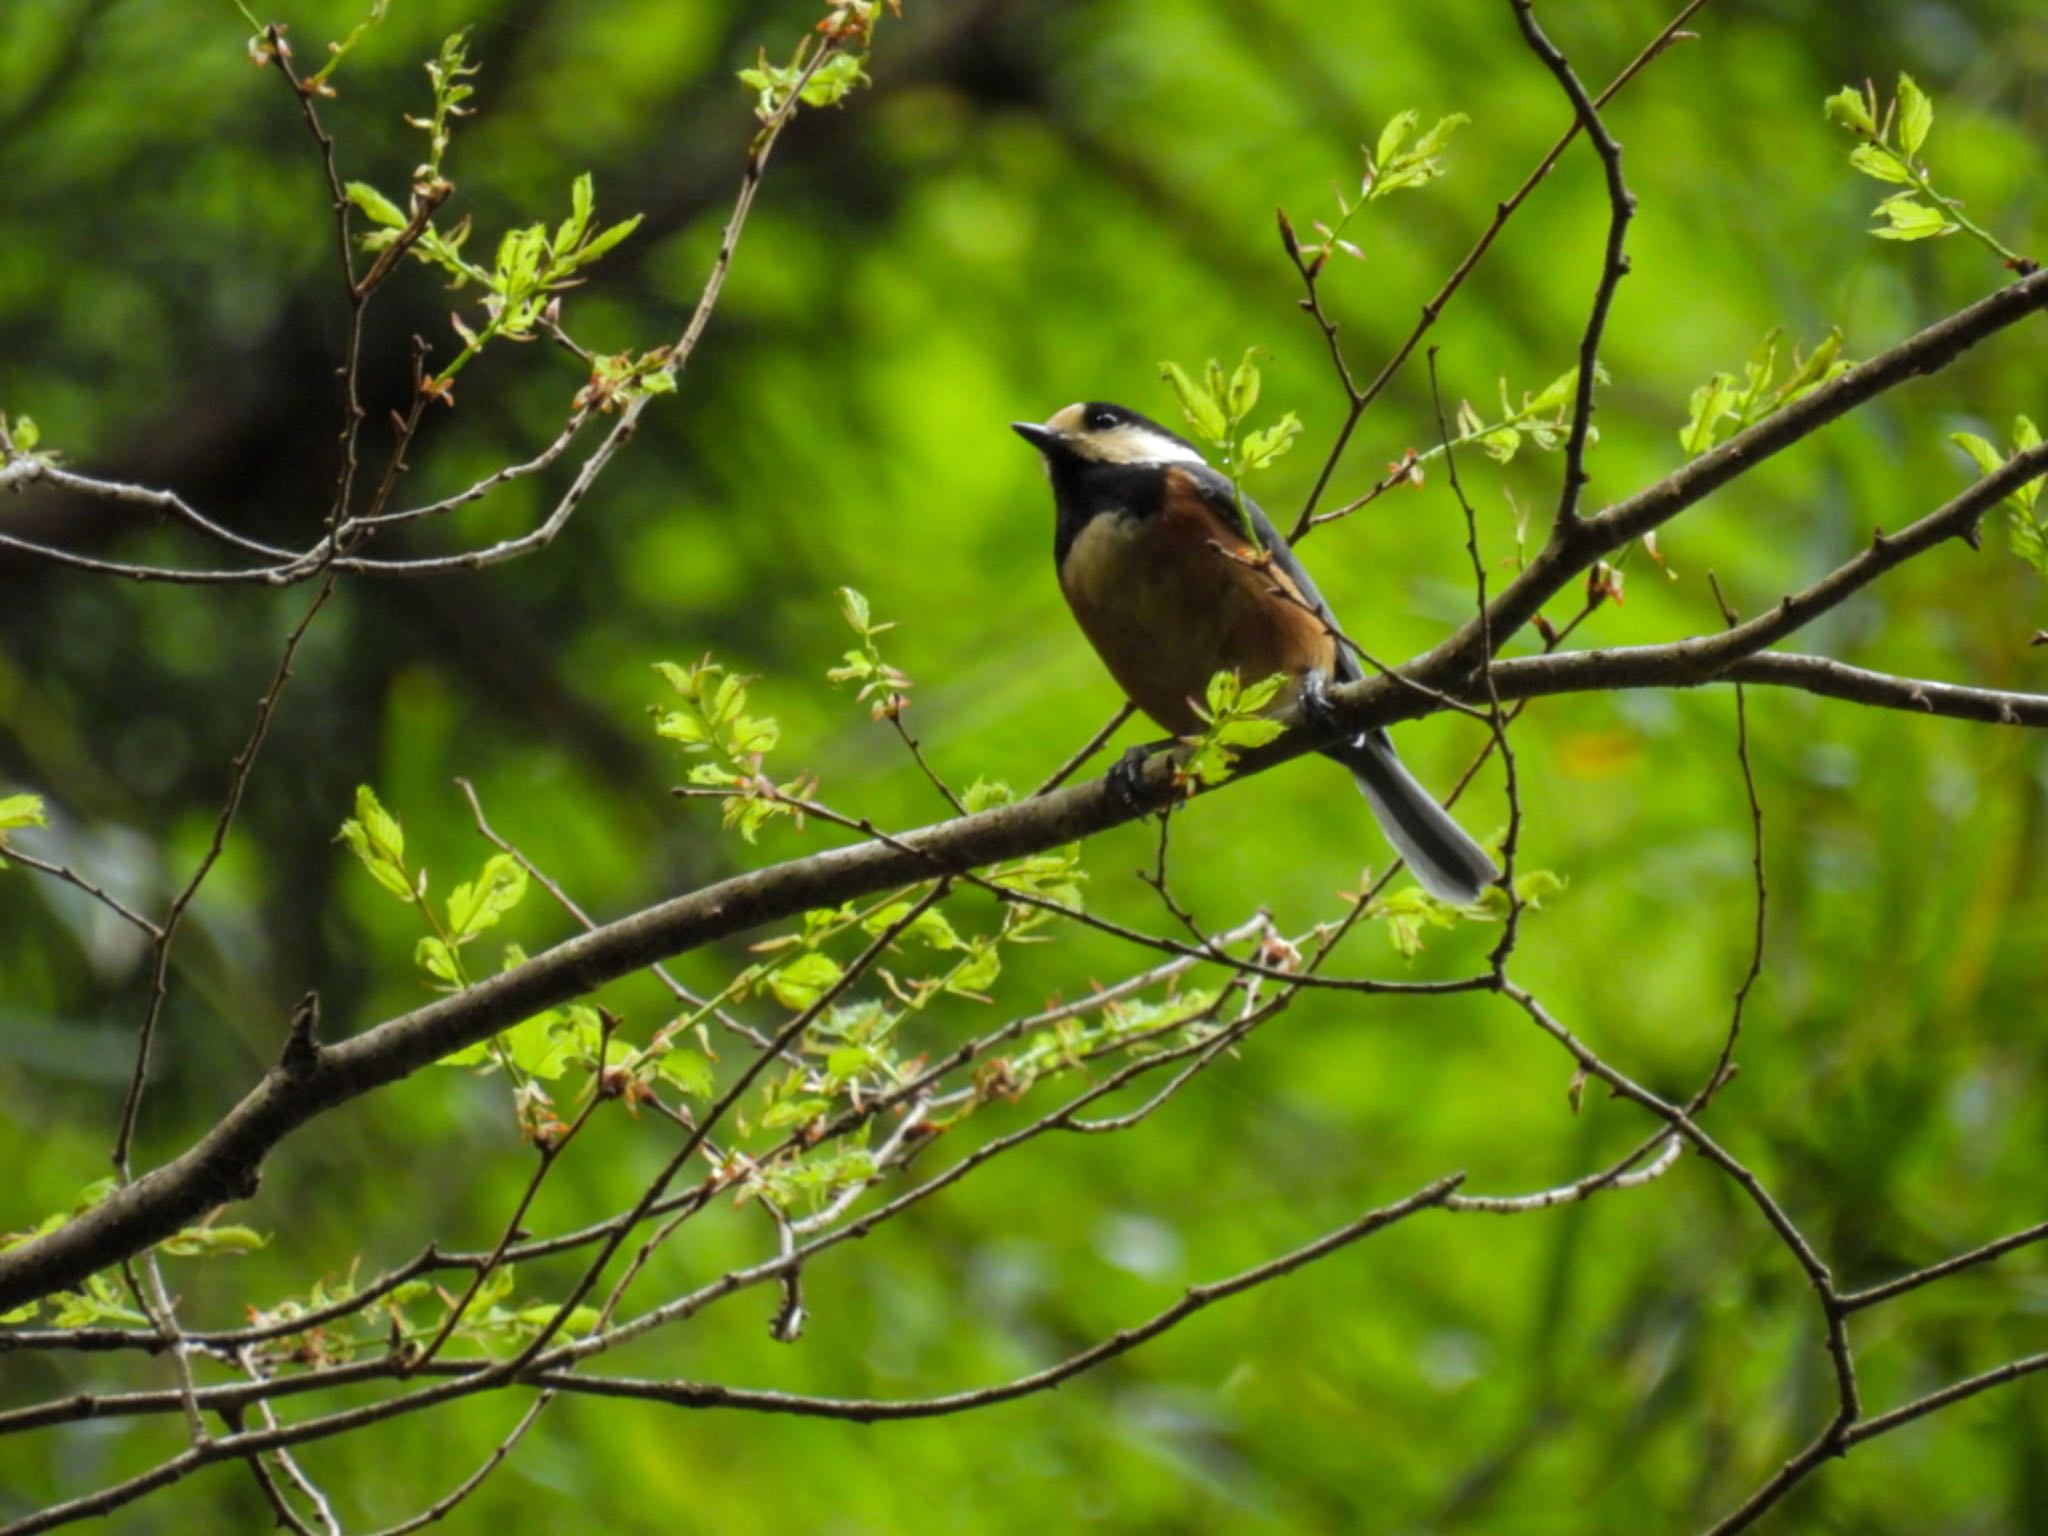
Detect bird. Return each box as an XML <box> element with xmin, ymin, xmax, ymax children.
<box><xmin>1012</xmin><ymin>400</ymin><xmax>1498</xmax><ymax>905</ymax></box>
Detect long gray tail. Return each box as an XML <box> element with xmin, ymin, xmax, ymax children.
<box><xmin>1328</xmin><ymin>729</ymin><xmax>1498</xmax><ymax>904</ymax></box>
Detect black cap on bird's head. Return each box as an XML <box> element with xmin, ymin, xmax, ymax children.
<box><xmin>1010</xmin><ymin>402</ymin><xmax>1206</xmax><ymax>467</ymax></box>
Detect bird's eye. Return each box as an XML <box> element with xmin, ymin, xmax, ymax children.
<box><xmin>1086</xmin><ymin>408</ymin><xmax>1118</xmax><ymax>431</ymax></box>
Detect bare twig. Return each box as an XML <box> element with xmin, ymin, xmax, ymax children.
<box><xmin>1033</xmin><ymin>701</ymin><xmax>1137</xmax><ymax>795</ymax></box>
<box><xmin>1508</xmin><ymin>0</ymin><xmax>1636</xmax><ymax>532</ymax></box>
<box><xmin>1286</xmin><ymin>0</ymin><xmax>1709</xmax><ymax>537</ymax></box>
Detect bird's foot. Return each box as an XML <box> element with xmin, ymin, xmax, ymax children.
<box><xmin>1296</xmin><ymin>667</ymin><xmax>1343</xmax><ymax>737</ymax></box>
<box><xmin>1106</xmin><ymin>743</ymin><xmax>1159</xmax><ymax>814</ymax></box>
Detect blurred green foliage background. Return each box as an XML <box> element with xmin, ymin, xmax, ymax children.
<box><xmin>4</xmin><ymin>0</ymin><xmax>2047</xmax><ymax>1530</ymax></box>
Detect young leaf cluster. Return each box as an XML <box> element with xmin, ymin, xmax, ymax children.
<box><xmin>0</xmin><ymin>412</ymin><xmax>46</xmax><ymax>459</ymax></box>
<box><xmin>339</xmin><ymin>785</ymin><xmax>528</xmax><ymax>995</ymax></box>
<box><xmin>1357</xmin><ymin>867</ymin><xmax>1565</xmax><ymax>956</ymax></box>
<box><xmin>1827</xmin><ymin>74</ymin><xmax>2035</xmax><ymax>270</ymax></box>
<box><xmin>1178</xmin><ymin>671</ymin><xmax>1290</xmax><ymax>790</ymax></box>
<box><xmin>240</xmin><ymin>1265</ymin><xmax>597</xmax><ymax>1372</ymax></box>
<box><xmin>1285</xmin><ymin>109</ymin><xmax>1469</xmax><ymax>272</ymax></box>
<box><xmin>392</xmin><ymin>171</ymin><xmax>644</xmax><ymax>398</ymax></box>
<box><xmin>655</xmin><ymin>658</ymin><xmax>816</xmax><ymax>842</ymax></box>
<box><xmin>337</xmin><ymin>35</ymin><xmax>646</xmax><ymax>403</ymax></box>
<box><xmin>1427</xmin><ymin>363</ymin><xmax>1614</xmax><ymax>478</ymax></box>
<box><xmin>1158</xmin><ymin>350</ymin><xmax>1301</xmax><ymax>548</ymax></box>
<box><xmin>1952</xmin><ymin>417</ymin><xmax>2048</xmax><ymax>580</ymax></box>
<box><xmin>825</xmin><ymin>586</ymin><xmax>915</xmax><ymax>721</ymax></box>
<box><xmin>965</xmin><ymin>983</ymin><xmax>1226</xmax><ymax>1115</ymax></box>
<box><xmin>735</xmin><ymin>0</ymin><xmax>897</xmax><ymax>126</ymax></box>
<box><xmin>407</xmin><ymin>30</ymin><xmax>478</xmax><ymax>184</ymax></box>
<box><xmin>339</xmin><ymin>786</ymin><xmax>623</xmax><ymax>1139</ymax></box>
<box><xmin>0</xmin><ymin>789</ymin><xmax>48</xmax><ymax>871</ymax></box>
<box><xmin>0</xmin><ymin>1180</ymin><xmax>266</xmax><ymax>1327</ymax></box>
<box><xmin>1680</xmin><ymin>328</ymin><xmax>1851</xmax><ymax>457</ymax></box>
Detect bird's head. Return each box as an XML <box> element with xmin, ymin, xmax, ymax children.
<box><xmin>1010</xmin><ymin>402</ymin><xmax>1205</xmax><ymax>470</ymax></box>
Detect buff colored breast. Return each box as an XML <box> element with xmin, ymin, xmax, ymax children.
<box><xmin>1058</xmin><ymin>489</ymin><xmax>1336</xmax><ymax>736</ymax></box>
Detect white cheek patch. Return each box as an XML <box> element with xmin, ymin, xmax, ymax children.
<box><xmin>1038</xmin><ymin>403</ymin><xmax>1206</xmax><ymax>467</ymax></box>
<box><xmin>1086</xmin><ymin>424</ymin><xmax>1204</xmax><ymax>466</ymax></box>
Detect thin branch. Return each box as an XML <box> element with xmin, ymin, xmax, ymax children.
<box><xmin>1444</xmin><ymin>1133</ymin><xmax>1684</xmax><ymax>1213</ymax></box>
<box><xmin>1427</xmin><ymin>347</ymin><xmax>1517</xmax><ymax>972</ymax></box>
<box><xmin>1838</xmin><ymin>1218</ymin><xmax>2048</xmax><ymax>1311</ymax></box>
<box><xmin>1695</xmin><ymin>572</ymin><xmax>1766</xmax><ymax>1106</ymax></box>
<box><xmin>362</xmin><ymin>1396</ymin><xmax>551</xmax><ymax>1536</ymax></box>
<box><xmin>2</xmin><ymin>845</ymin><xmax>163</xmax><ymax>939</ymax></box>
<box><xmin>887</xmin><ymin>715</ymin><xmax>968</xmax><ymax>816</ymax></box>
<box><xmin>0</xmin><ymin>458</ymin><xmax>296</xmax><ymax>560</ymax></box>
<box><xmin>1720</xmin><ymin>651</ymin><xmax>2048</xmax><ymax>727</ymax></box>
<box><xmin>1509</xmin><ymin>0</ymin><xmax>1636</xmax><ymax>532</ymax></box>
<box><xmin>113</xmin><ymin>574</ymin><xmax>340</xmax><ymax>1173</ymax></box>
<box><xmin>1286</xmin><ymin>0</ymin><xmax>1708</xmax><ymax>536</ymax></box>
<box><xmin>531</xmin><ymin>1175</ymin><xmax>1466</xmax><ymax>1422</ymax></box>
<box><xmin>1032</xmin><ymin>701</ymin><xmax>1136</xmax><ymax>796</ymax></box>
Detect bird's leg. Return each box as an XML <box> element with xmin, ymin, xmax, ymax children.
<box><xmin>1294</xmin><ymin>666</ymin><xmax>1351</xmax><ymax>743</ymax></box>
<box><xmin>1106</xmin><ymin>740</ymin><xmax>1173</xmax><ymax>814</ymax></box>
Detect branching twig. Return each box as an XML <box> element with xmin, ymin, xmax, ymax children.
<box><xmin>1509</xmin><ymin>0</ymin><xmax>1636</xmax><ymax>532</ymax></box>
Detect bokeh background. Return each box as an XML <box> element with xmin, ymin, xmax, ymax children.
<box><xmin>4</xmin><ymin>0</ymin><xmax>2047</xmax><ymax>1530</ymax></box>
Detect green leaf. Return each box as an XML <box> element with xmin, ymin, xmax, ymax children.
<box><xmin>826</xmin><ymin>1045</ymin><xmax>872</xmax><ymax>1080</ymax></box>
<box><xmin>1373</xmin><ymin>109</ymin><xmax>1418</xmax><ymax>171</ymax></box>
<box><xmin>446</xmin><ymin>853</ymin><xmax>527</xmax><ymax>940</ymax></box>
<box><xmin>1478</xmin><ymin>426</ymin><xmax>1521</xmax><ymax>462</ymax></box>
<box><xmin>338</xmin><ymin>785</ymin><xmax>416</xmax><ymax>902</ymax></box>
<box><xmin>1225</xmin><ymin>349</ymin><xmax>1262</xmax><ymax>422</ymax></box>
<box><xmin>9</xmin><ymin>416</ymin><xmax>40</xmax><ymax>452</ymax></box>
<box><xmin>839</xmin><ymin>585</ymin><xmax>872</xmax><ymax>634</ymax></box>
<box><xmin>1776</xmin><ymin>328</ymin><xmax>1845</xmax><ymax>402</ymax></box>
<box><xmin>946</xmin><ymin>941</ymin><xmax>1002</xmax><ymax>996</ymax></box>
<box><xmin>961</xmin><ymin>777</ymin><xmax>1013</xmax><ymax>813</ymax></box>
<box><xmin>1847</xmin><ymin>142</ymin><xmax>1913</xmax><ymax>186</ymax></box>
<box><xmin>560</xmin><ymin>172</ymin><xmax>594</xmax><ymax>251</ymax></box>
<box><xmin>1240</xmin><ymin>411</ymin><xmax>1302</xmax><ymax>470</ymax></box>
<box><xmin>1232</xmin><ymin>672</ymin><xmax>1287</xmax><ymax>716</ymax></box>
<box><xmin>1411</xmin><ymin>112</ymin><xmax>1470</xmax><ymax>159</ymax></box>
<box><xmin>728</xmin><ymin>715</ymin><xmax>780</xmax><ymax>754</ymax></box>
<box><xmin>1679</xmin><ymin>374</ymin><xmax>1739</xmax><ymax>456</ymax></box>
<box><xmin>158</xmin><ymin>1224</ymin><xmax>268</xmax><ymax>1258</ymax></box>
<box><xmin>769</xmin><ymin>951</ymin><xmax>843</xmax><ymax>1011</ymax></box>
<box><xmin>503</xmin><ymin>1011</ymin><xmax>576</xmax><ymax>1079</ymax></box>
<box><xmin>346</xmin><ymin>181</ymin><xmax>408</xmax><ymax>229</ymax></box>
<box><xmin>1872</xmin><ymin>198</ymin><xmax>1954</xmax><ymax>241</ymax></box>
<box><xmin>570</xmin><ymin>213</ymin><xmax>642</xmax><ymax>268</ymax></box>
<box><xmin>1897</xmin><ymin>72</ymin><xmax>1933</xmax><ymax>157</ymax></box>
<box><xmin>415</xmin><ymin>935</ymin><xmax>462</xmax><ymax>987</ymax></box>
<box><xmin>1950</xmin><ymin>431</ymin><xmax>2003</xmax><ymax>477</ymax></box>
<box><xmin>760</xmin><ymin>1095</ymin><xmax>833</xmax><ymax>1129</ymax></box>
<box><xmin>0</xmin><ymin>793</ymin><xmax>47</xmax><ymax>832</ymax></box>
<box><xmin>1216</xmin><ymin>716</ymin><xmax>1285</xmax><ymax>750</ymax></box>
<box><xmin>1159</xmin><ymin>360</ymin><xmax>1227</xmax><ymax>444</ymax></box>
<box><xmin>798</xmin><ymin>52</ymin><xmax>871</xmax><ymax>109</ymax></box>
<box><xmin>864</xmin><ymin>900</ymin><xmax>961</xmax><ymax>950</ymax></box>
<box><xmin>352</xmin><ymin>785</ymin><xmax>405</xmax><ymax>867</ymax></box>
<box><xmin>654</xmin><ymin>1046</ymin><xmax>714</xmax><ymax>1100</ymax></box>
<box><xmin>1524</xmin><ymin>366</ymin><xmax>1582</xmax><ymax>416</ymax></box>
<box><xmin>513</xmin><ymin>1303</ymin><xmax>601</xmax><ymax>1337</ymax></box>
<box><xmin>438</xmin><ymin>1034</ymin><xmax>495</xmax><ymax>1067</ymax></box>
<box><xmin>1823</xmin><ymin>86</ymin><xmax>1876</xmax><ymax>135</ymax></box>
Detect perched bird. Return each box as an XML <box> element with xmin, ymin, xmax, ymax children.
<box><xmin>1012</xmin><ymin>400</ymin><xmax>1498</xmax><ymax>904</ymax></box>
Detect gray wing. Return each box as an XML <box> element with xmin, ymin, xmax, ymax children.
<box><xmin>1181</xmin><ymin>463</ymin><xmax>1363</xmax><ymax>684</ymax></box>
<box><xmin>1180</xmin><ymin>466</ymin><xmax>1495</xmax><ymax>900</ymax></box>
